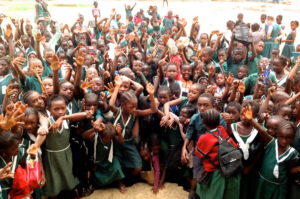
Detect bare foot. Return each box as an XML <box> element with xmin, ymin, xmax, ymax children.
<box><xmin>118</xmin><ymin>181</ymin><xmax>127</xmax><ymax>193</ymax></box>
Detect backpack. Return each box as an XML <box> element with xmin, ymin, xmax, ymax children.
<box><xmin>196</xmin><ymin>128</ymin><xmax>243</xmax><ymax>178</ymax></box>
<box><xmin>211</xmin><ymin>129</ymin><xmax>243</xmax><ymax>177</ymax></box>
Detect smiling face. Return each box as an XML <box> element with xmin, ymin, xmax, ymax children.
<box><xmin>181</xmin><ymin>64</ymin><xmax>192</xmax><ymax>81</ymax></box>
<box><xmin>27</xmin><ymin>92</ymin><xmax>45</xmax><ymax>111</ymax></box>
<box><xmin>24</xmin><ymin>113</ymin><xmax>39</xmax><ymax>136</ymax></box>
<box><xmin>121</xmin><ymin>99</ymin><xmax>137</xmax><ymax>115</ymax></box>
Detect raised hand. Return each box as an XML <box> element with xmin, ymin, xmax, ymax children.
<box><xmin>241</xmin><ymin>105</ymin><xmax>253</xmax><ymax>121</ymax></box>
<box><xmin>193</xmin><ymin>16</ymin><xmax>198</xmax><ymax>24</ymax></box>
<box><xmin>238</xmin><ymin>81</ymin><xmax>245</xmax><ymax>94</ymax></box>
<box><xmin>146</xmin><ymin>83</ymin><xmax>155</xmax><ymax>95</ymax></box>
<box><xmin>233</xmin><ymin>79</ymin><xmax>240</xmax><ymax>88</ymax></box>
<box><xmin>0</xmin><ymin>162</ymin><xmax>13</xmax><ymax>181</ymax></box>
<box><xmin>268</xmin><ymin>85</ymin><xmax>277</xmax><ymax>97</ymax></box>
<box><xmin>73</xmin><ymin>51</ymin><xmax>85</xmax><ymax>66</ymax></box>
<box><xmin>205</xmin><ymin>85</ymin><xmax>216</xmax><ymax>96</ymax></box>
<box><xmin>222</xmin><ymin>113</ymin><xmax>233</xmax><ymax>124</ymax></box>
<box><xmin>80</xmin><ymin>81</ymin><xmax>94</xmax><ymax>90</ymax></box>
<box><xmin>114</xmin><ymin>75</ymin><xmax>123</xmax><ymax>86</ymax></box>
<box><xmin>92</xmin><ymin>121</ymin><xmax>105</xmax><ymax>132</ymax></box>
<box><xmin>35</xmin><ymin>33</ymin><xmax>44</xmax><ymax>42</ymax></box>
<box><xmin>226</xmin><ymin>73</ymin><xmax>234</xmax><ymax>86</ymax></box>
<box><xmin>104</xmin><ymin>82</ymin><xmax>115</xmax><ymax>98</ymax></box>
<box><xmin>114</xmin><ymin>46</ymin><xmax>122</xmax><ymax>57</ymax></box>
<box><xmin>11</xmin><ymin>57</ymin><xmax>26</xmax><ymax>69</ymax></box>
<box><xmin>4</xmin><ymin>24</ymin><xmax>13</xmax><ymax>40</ymax></box>
<box><xmin>115</xmin><ymin>123</ymin><xmax>123</xmax><ymax>135</ymax></box>
<box><xmin>50</xmin><ymin>55</ymin><xmax>61</xmax><ymax>71</ymax></box>
<box><xmin>208</xmin><ymin>65</ymin><xmax>216</xmax><ymax>76</ymax></box>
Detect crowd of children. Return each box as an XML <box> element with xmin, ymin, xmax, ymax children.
<box><xmin>0</xmin><ymin>0</ymin><xmax>300</xmax><ymax>199</ymax></box>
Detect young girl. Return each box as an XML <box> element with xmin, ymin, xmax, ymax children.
<box><xmin>109</xmin><ymin>77</ymin><xmax>157</xmax><ymax>178</ymax></box>
<box><xmin>214</xmin><ymin>73</ymin><xmax>226</xmax><ymax>99</ymax></box>
<box><xmin>281</xmin><ymin>21</ymin><xmax>298</xmax><ymax>59</ymax></box>
<box><xmin>271</xmin><ymin>56</ymin><xmax>288</xmax><ymax>87</ymax></box>
<box><xmin>195</xmin><ymin>109</ymin><xmax>240</xmax><ymax>199</ymax></box>
<box><xmin>180</xmin><ymin>64</ymin><xmax>193</xmax><ymax>97</ymax></box>
<box><xmin>82</xmin><ymin>122</ymin><xmax>125</xmax><ymax>192</ymax></box>
<box><xmin>227</xmin><ymin>101</ymin><xmax>263</xmax><ymax>199</ymax></box>
<box><xmin>27</xmin><ymin>95</ymin><xmax>93</xmax><ymax>198</ymax></box>
<box><xmin>242</xmin><ymin>106</ymin><xmax>300</xmax><ymax>199</ymax></box>
<box><xmin>0</xmin><ymin>131</ymin><xmax>20</xmax><ymax>199</ymax></box>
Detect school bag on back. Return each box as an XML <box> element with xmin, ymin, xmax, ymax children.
<box><xmin>211</xmin><ymin>129</ymin><xmax>243</xmax><ymax>177</ymax></box>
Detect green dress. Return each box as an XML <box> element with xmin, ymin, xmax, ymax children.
<box><xmin>114</xmin><ymin>109</ymin><xmax>142</xmax><ymax>169</ymax></box>
<box><xmin>0</xmin><ymin>74</ymin><xmax>13</xmax><ymax>105</ymax></box>
<box><xmin>282</xmin><ymin>30</ymin><xmax>296</xmax><ymax>59</ymax></box>
<box><xmin>20</xmin><ymin>76</ymin><xmax>42</xmax><ymax>94</ymax></box>
<box><xmin>43</xmin><ymin>117</ymin><xmax>79</xmax><ymax>196</ymax></box>
<box><xmin>255</xmin><ymin>139</ymin><xmax>299</xmax><ymax>199</ymax></box>
<box><xmin>196</xmin><ymin>170</ymin><xmax>241</xmax><ymax>199</ymax></box>
<box><xmin>92</xmin><ymin>133</ymin><xmax>124</xmax><ymax>188</ymax></box>
<box><xmin>262</xmin><ymin>24</ymin><xmax>281</xmax><ymax>58</ymax></box>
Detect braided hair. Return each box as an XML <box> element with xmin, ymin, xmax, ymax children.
<box><xmin>202</xmin><ymin>109</ymin><xmax>220</xmax><ymax>129</ymax></box>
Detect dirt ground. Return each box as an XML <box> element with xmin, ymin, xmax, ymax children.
<box><xmin>1</xmin><ymin>0</ymin><xmax>300</xmax><ymax>198</ymax></box>
<box><xmin>84</xmin><ymin>182</ymin><xmax>188</xmax><ymax>199</ymax></box>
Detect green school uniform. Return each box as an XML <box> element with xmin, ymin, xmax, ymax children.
<box><xmin>262</xmin><ymin>24</ymin><xmax>281</xmax><ymax>58</ymax></box>
<box><xmin>196</xmin><ymin>170</ymin><xmax>240</xmax><ymax>199</ymax></box>
<box><xmin>282</xmin><ymin>30</ymin><xmax>296</xmax><ymax>59</ymax></box>
<box><xmin>43</xmin><ymin>117</ymin><xmax>79</xmax><ymax>197</ymax></box>
<box><xmin>244</xmin><ymin>73</ymin><xmax>276</xmax><ymax>95</ymax></box>
<box><xmin>247</xmin><ymin>52</ymin><xmax>263</xmax><ymax>75</ymax></box>
<box><xmin>163</xmin><ymin>17</ymin><xmax>175</xmax><ymax>30</ymax></box>
<box><xmin>92</xmin><ymin>133</ymin><xmax>124</xmax><ymax>188</ymax></box>
<box><xmin>0</xmin><ymin>74</ymin><xmax>13</xmax><ymax>105</ymax></box>
<box><xmin>20</xmin><ymin>76</ymin><xmax>42</xmax><ymax>94</ymax></box>
<box><xmin>227</xmin><ymin>57</ymin><xmax>245</xmax><ymax>78</ymax></box>
<box><xmin>114</xmin><ymin>109</ymin><xmax>142</xmax><ymax>169</ymax></box>
<box><xmin>255</xmin><ymin>139</ymin><xmax>299</xmax><ymax>199</ymax></box>
<box><xmin>289</xmin><ymin>125</ymin><xmax>300</xmax><ymax>199</ymax></box>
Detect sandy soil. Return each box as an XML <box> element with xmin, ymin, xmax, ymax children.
<box><xmin>84</xmin><ymin>182</ymin><xmax>189</xmax><ymax>199</ymax></box>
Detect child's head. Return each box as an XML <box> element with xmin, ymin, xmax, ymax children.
<box><xmin>181</xmin><ymin>64</ymin><xmax>192</xmax><ymax>81</ymax></box>
<box><xmin>132</xmin><ymin>60</ymin><xmax>143</xmax><ymax>74</ymax></box>
<box><xmin>0</xmin><ymin>131</ymin><xmax>20</xmax><ymax>157</ymax></box>
<box><xmin>225</xmin><ymin>102</ymin><xmax>242</xmax><ymax>123</ymax></box>
<box><xmin>101</xmin><ymin>123</ymin><xmax>116</xmax><ymax>143</ymax></box>
<box><xmin>276</xmin><ymin>15</ymin><xmax>283</xmax><ymax>24</ymax></box>
<box><xmin>43</xmin><ymin>48</ymin><xmax>55</xmax><ymax>64</ymax></box>
<box><xmin>273</xmin><ymin>104</ymin><xmax>292</xmax><ymax>121</ymax></box>
<box><xmin>197</xmin><ymin>93</ymin><xmax>214</xmax><ymax>114</ymax></box>
<box><xmin>202</xmin><ymin>109</ymin><xmax>220</xmax><ymax>130</ymax></box>
<box><xmin>267</xmin><ymin>16</ymin><xmax>274</xmax><ymax>25</ymax></box>
<box><xmin>142</xmin><ymin>64</ymin><xmax>151</xmax><ymax>78</ymax></box>
<box><xmin>0</xmin><ymin>57</ymin><xmax>10</xmax><ymax>76</ymax></box>
<box><xmin>251</xmin><ymin>23</ymin><xmax>260</xmax><ymax>32</ymax></box>
<box><xmin>42</xmin><ymin>77</ymin><xmax>53</xmax><ymax>96</ymax></box>
<box><xmin>21</xmin><ymin>35</ymin><xmax>30</xmax><ymax>49</ymax></box>
<box><xmin>237</xmin><ymin>13</ymin><xmax>243</xmax><ymax>21</ymax></box>
<box><xmin>47</xmin><ymin>95</ymin><xmax>68</xmax><ymax>119</ymax></box>
<box><xmin>270</xmin><ymin>48</ymin><xmax>280</xmax><ymax>60</ymax></box>
<box><xmin>260</xmin><ymin>14</ymin><xmax>267</xmax><ymax>23</ymax></box>
<box><xmin>86</xmin><ymin>67</ymin><xmax>98</xmax><ymax>82</ymax></box>
<box><xmin>232</xmin><ymin>48</ymin><xmax>244</xmax><ymax>63</ymax></box>
<box><xmin>24</xmin><ymin>90</ymin><xmax>45</xmax><ymax>111</ymax></box>
<box><xmin>200</xmin><ymin>33</ymin><xmax>209</xmax><ymax>46</ymax></box>
<box><xmin>218</xmin><ymin>49</ymin><xmax>227</xmax><ymax>62</ymax></box>
<box><xmin>198</xmin><ymin>77</ymin><xmax>208</xmax><ymax>88</ymax></box>
<box><xmin>59</xmin><ymin>81</ymin><xmax>74</xmax><ymax>101</ymax></box>
<box><xmin>169</xmin><ymin>82</ymin><xmax>181</xmax><ymax>100</ymax></box>
<box><xmin>266</xmin><ymin>115</ymin><xmax>284</xmax><ymax>137</ymax></box>
<box><xmin>272</xmin><ymin>56</ymin><xmax>287</xmax><ymax>74</ymax></box>
<box><xmin>237</xmin><ymin>65</ymin><xmax>248</xmax><ymax>79</ymax></box>
<box><xmin>166</xmin><ymin>63</ymin><xmax>178</xmax><ymax>80</ymax></box>
<box><xmin>82</xmin><ymin>93</ymin><xmax>98</xmax><ymax>112</ymax></box>
<box><xmin>120</xmin><ymin>91</ymin><xmax>137</xmax><ymax>114</ymax></box>
<box><xmin>201</xmin><ymin>47</ymin><xmax>214</xmax><ymax>64</ymax></box>
<box><xmin>139</xmin><ymin>141</ymin><xmax>150</xmax><ymax>161</ymax></box>
<box><xmin>226</xmin><ymin>20</ymin><xmax>235</xmax><ymax>30</ymax></box>
<box><xmin>215</xmin><ymin>73</ymin><xmax>226</xmax><ymax>87</ymax></box>
<box><xmin>28</xmin><ymin>58</ymin><xmax>44</xmax><ymax>77</ymax></box>
<box><xmin>254</xmin><ymin>40</ymin><xmax>265</xmax><ymax>55</ymax></box>
<box><xmin>23</xmin><ymin>107</ymin><xmax>39</xmax><ymax>136</ymax></box>
<box><xmin>157</xmin><ymin>86</ymin><xmax>171</xmax><ymax>105</ymax></box>
<box><xmin>118</xmin><ymin>76</ymin><xmax>131</xmax><ymax>94</ymax></box>
<box><xmin>7</xmin><ymin>79</ymin><xmax>21</xmax><ymax>103</ymax></box>
<box><xmin>91</xmin><ymin>76</ymin><xmax>104</xmax><ymax>94</ymax></box>
<box><xmin>291</xmin><ymin>20</ymin><xmax>299</xmax><ymax>30</ymax></box>
<box><xmin>179</xmin><ymin>104</ymin><xmax>197</xmax><ymax>126</ymax></box>
<box><xmin>188</xmin><ymin>83</ymin><xmax>204</xmax><ymax>103</ymax></box>
<box><xmin>93</xmin><ymin>1</ymin><xmax>98</xmax><ymax>7</ymax></box>
<box><xmin>277</xmin><ymin>120</ymin><xmax>295</xmax><ymax>149</ymax></box>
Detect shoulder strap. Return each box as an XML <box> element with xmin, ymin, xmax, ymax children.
<box><xmin>195</xmin><ymin>146</ymin><xmax>219</xmax><ymax>169</ymax></box>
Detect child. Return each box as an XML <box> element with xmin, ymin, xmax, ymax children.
<box><xmin>0</xmin><ymin>131</ymin><xmax>20</xmax><ymax>199</ymax></box>
<box><xmin>242</xmin><ymin>106</ymin><xmax>300</xmax><ymax>199</ymax></box>
<box><xmin>163</xmin><ymin>11</ymin><xmax>175</xmax><ymax>32</ymax></box>
<box><xmin>92</xmin><ymin>1</ymin><xmax>101</xmax><ymax>19</ymax></box>
<box><xmin>281</xmin><ymin>21</ymin><xmax>298</xmax><ymax>59</ymax></box>
<box><xmin>271</xmin><ymin>56</ymin><xmax>288</xmax><ymax>87</ymax></box>
<box><xmin>125</xmin><ymin>3</ymin><xmax>136</xmax><ymax>20</ymax></box>
<box><xmin>82</xmin><ymin>122</ymin><xmax>126</xmax><ymax>192</ymax></box>
<box><xmin>265</xmin><ymin>115</ymin><xmax>284</xmax><ymax>137</ymax></box>
<box><xmin>195</xmin><ymin>109</ymin><xmax>240</xmax><ymax>199</ymax></box>
<box><xmin>0</xmin><ymin>57</ymin><xmax>15</xmax><ymax>105</ymax></box>
<box><xmin>227</xmin><ymin>101</ymin><xmax>262</xmax><ymax>199</ymax></box>
<box><xmin>180</xmin><ymin>64</ymin><xmax>193</xmax><ymax>97</ymax></box>
<box><xmin>237</xmin><ymin>65</ymin><xmax>249</xmax><ymax>80</ymax></box>
<box><xmin>109</xmin><ymin>77</ymin><xmax>156</xmax><ymax>177</ymax></box>
<box><xmin>224</xmin><ymin>102</ymin><xmax>242</xmax><ymax>123</ymax></box>
<box><xmin>214</xmin><ymin>73</ymin><xmax>226</xmax><ymax>99</ymax></box>
<box><xmin>27</xmin><ymin>95</ymin><xmax>93</xmax><ymax>198</ymax></box>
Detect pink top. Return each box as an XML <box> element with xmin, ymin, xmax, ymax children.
<box><xmin>92</xmin><ymin>8</ymin><xmax>100</xmax><ymax>17</ymax></box>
